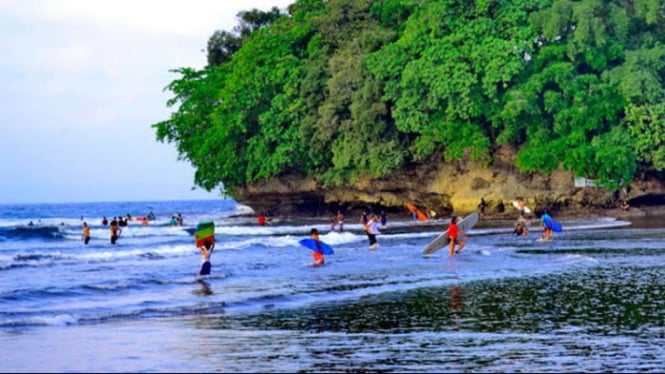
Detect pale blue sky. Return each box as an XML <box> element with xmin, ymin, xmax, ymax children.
<box><xmin>0</xmin><ymin>0</ymin><xmax>292</xmax><ymax>204</ymax></box>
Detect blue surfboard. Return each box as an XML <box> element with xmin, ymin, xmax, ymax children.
<box><xmin>544</xmin><ymin>217</ymin><xmax>563</xmax><ymax>233</ymax></box>
<box><xmin>299</xmin><ymin>238</ymin><xmax>334</xmax><ymax>255</ymax></box>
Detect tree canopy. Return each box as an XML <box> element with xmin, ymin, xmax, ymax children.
<box><xmin>153</xmin><ymin>0</ymin><xmax>665</xmax><ymax>197</ymax></box>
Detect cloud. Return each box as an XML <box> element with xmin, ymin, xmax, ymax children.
<box><xmin>0</xmin><ymin>0</ymin><xmax>293</xmax><ymax>203</ymax></box>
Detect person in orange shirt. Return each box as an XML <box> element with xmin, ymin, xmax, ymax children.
<box><xmin>82</xmin><ymin>222</ymin><xmax>90</xmax><ymax>245</ymax></box>
<box><xmin>309</xmin><ymin>228</ymin><xmax>325</xmax><ymax>266</ymax></box>
<box><xmin>447</xmin><ymin>216</ymin><xmax>467</xmax><ymax>256</ymax></box>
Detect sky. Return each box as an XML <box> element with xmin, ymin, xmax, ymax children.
<box><xmin>0</xmin><ymin>0</ymin><xmax>293</xmax><ymax>204</ymax></box>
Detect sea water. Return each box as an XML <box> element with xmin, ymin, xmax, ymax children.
<box><xmin>0</xmin><ymin>199</ymin><xmax>663</xmax><ymax>372</ymax></box>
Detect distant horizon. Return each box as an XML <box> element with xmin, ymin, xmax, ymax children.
<box><xmin>0</xmin><ymin>196</ymin><xmax>233</xmax><ymax>206</ymax></box>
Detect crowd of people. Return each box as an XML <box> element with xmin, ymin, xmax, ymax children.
<box><xmin>73</xmin><ymin>201</ymin><xmax>565</xmax><ymax>278</ymax></box>
<box><xmin>78</xmin><ymin>211</ymin><xmax>173</xmax><ymax>246</ymax></box>
<box><xmin>290</xmin><ymin>200</ymin><xmax>567</xmax><ymax>270</ymax></box>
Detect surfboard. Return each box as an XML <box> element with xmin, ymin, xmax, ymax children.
<box><xmin>543</xmin><ymin>217</ymin><xmax>563</xmax><ymax>232</ymax></box>
<box><xmin>422</xmin><ymin>212</ymin><xmax>479</xmax><ymax>255</ymax></box>
<box><xmin>194</xmin><ymin>220</ymin><xmax>215</xmax><ymax>247</ymax></box>
<box><xmin>512</xmin><ymin>201</ymin><xmax>532</xmax><ymax>214</ymax></box>
<box><xmin>299</xmin><ymin>238</ymin><xmax>334</xmax><ymax>255</ymax></box>
<box><xmin>406</xmin><ymin>203</ymin><xmax>428</xmax><ymax>221</ymax></box>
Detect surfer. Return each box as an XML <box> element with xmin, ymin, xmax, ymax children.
<box><xmin>82</xmin><ymin>222</ymin><xmax>90</xmax><ymax>245</ymax></box>
<box><xmin>540</xmin><ymin>210</ymin><xmax>554</xmax><ymax>241</ymax></box>
<box><xmin>447</xmin><ymin>216</ymin><xmax>467</xmax><ymax>256</ymax></box>
<box><xmin>517</xmin><ymin>198</ymin><xmax>527</xmax><ymax>221</ymax></box>
<box><xmin>364</xmin><ymin>213</ymin><xmax>381</xmax><ymax>250</ymax></box>
<box><xmin>309</xmin><ymin>228</ymin><xmax>325</xmax><ymax>266</ymax></box>
<box><xmin>198</xmin><ymin>240</ymin><xmax>215</xmax><ymax>276</ymax></box>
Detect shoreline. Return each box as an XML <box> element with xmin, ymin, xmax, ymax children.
<box><xmin>484</xmin><ymin>204</ymin><xmax>665</xmax><ymax>220</ymax></box>
<box><xmin>239</xmin><ymin>203</ymin><xmax>665</xmax><ymax>227</ymax></box>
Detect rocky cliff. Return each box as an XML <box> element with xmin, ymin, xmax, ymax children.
<box><xmin>234</xmin><ymin>145</ymin><xmax>665</xmax><ymax>219</ymax></box>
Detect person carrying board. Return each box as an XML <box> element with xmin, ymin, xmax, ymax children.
<box><xmin>540</xmin><ymin>210</ymin><xmax>554</xmax><ymax>241</ymax></box>
<box><xmin>517</xmin><ymin>198</ymin><xmax>527</xmax><ymax>222</ymax></box>
<box><xmin>448</xmin><ymin>216</ymin><xmax>467</xmax><ymax>256</ymax></box>
<box><xmin>198</xmin><ymin>240</ymin><xmax>215</xmax><ymax>276</ymax></box>
<box><xmin>309</xmin><ymin>228</ymin><xmax>325</xmax><ymax>266</ymax></box>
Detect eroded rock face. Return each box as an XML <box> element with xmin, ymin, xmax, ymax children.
<box><xmin>235</xmin><ymin>170</ymin><xmax>567</xmax><ymax>218</ymax></box>
<box><xmin>233</xmin><ymin>146</ymin><xmax>663</xmax><ymax>218</ymax></box>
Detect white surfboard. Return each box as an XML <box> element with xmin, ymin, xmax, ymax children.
<box><xmin>422</xmin><ymin>212</ymin><xmax>479</xmax><ymax>256</ymax></box>
<box><xmin>512</xmin><ymin>201</ymin><xmax>532</xmax><ymax>214</ymax></box>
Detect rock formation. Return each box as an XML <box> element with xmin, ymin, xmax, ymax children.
<box><xmin>234</xmin><ymin>145</ymin><xmax>665</xmax><ymax>219</ymax></box>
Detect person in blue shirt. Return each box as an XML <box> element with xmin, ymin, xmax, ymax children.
<box><xmin>540</xmin><ymin>210</ymin><xmax>553</xmax><ymax>241</ymax></box>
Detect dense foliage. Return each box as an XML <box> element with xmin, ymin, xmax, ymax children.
<box><xmin>153</xmin><ymin>0</ymin><xmax>665</xmax><ymax>197</ymax></box>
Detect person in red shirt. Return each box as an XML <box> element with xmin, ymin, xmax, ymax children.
<box><xmin>258</xmin><ymin>213</ymin><xmax>267</xmax><ymax>226</ymax></box>
<box><xmin>310</xmin><ymin>228</ymin><xmax>325</xmax><ymax>266</ymax></box>
<box><xmin>447</xmin><ymin>216</ymin><xmax>467</xmax><ymax>257</ymax></box>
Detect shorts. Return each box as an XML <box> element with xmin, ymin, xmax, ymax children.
<box><xmin>367</xmin><ymin>233</ymin><xmax>377</xmax><ymax>246</ymax></box>
<box><xmin>110</xmin><ymin>235</ymin><xmax>118</xmax><ymax>244</ymax></box>
<box><xmin>84</xmin><ymin>236</ymin><xmax>90</xmax><ymax>245</ymax></box>
<box><xmin>199</xmin><ymin>261</ymin><xmax>211</xmax><ymax>276</ymax></box>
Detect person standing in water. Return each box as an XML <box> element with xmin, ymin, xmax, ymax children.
<box><xmin>517</xmin><ymin>198</ymin><xmax>527</xmax><ymax>222</ymax></box>
<box><xmin>364</xmin><ymin>213</ymin><xmax>381</xmax><ymax>250</ymax></box>
<box><xmin>360</xmin><ymin>210</ymin><xmax>369</xmax><ymax>226</ymax></box>
<box><xmin>540</xmin><ymin>210</ymin><xmax>554</xmax><ymax>241</ymax></box>
<box><xmin>334</xmin><ymin>211</ymin><xmax>345</xmax><ymax>232</ymax></box>
<box><xmin>447</xmin><ymin>216</ymin><xmax>467</xmax><ymax>256</ymax></box>
<box><xmin>513</xmin><ymin>221</ymin><xmax>529</xmax><ymax>236</ymax></box>
<box><xmin>198</xmin><ymin>240</ymin><xmax>215</xmax><ymax>276</ymax></box>
<box><xmin>82</xmin><ymin>222</ymin><xmax>90</xmax><ymax>245</ymax></box>
<box><xmin>309</xmin><ymin>228</ymin><xmax>325</xmax><ymax>266</ymax></box>
<box><xmin>109</xmin><ymin>218</ymin><xmax>120</xmax><ymax>245</ymax></box>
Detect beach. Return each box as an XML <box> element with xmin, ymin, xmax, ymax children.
<box><xmin>1</xmin><ymin>199</ymin><xmax>664</xmax><ymax>372</ymax></box>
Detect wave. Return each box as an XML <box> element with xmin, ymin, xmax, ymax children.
<box><xmin>0</xmin><ymin>225</ymin><xmax>66</xmax><ymax>241</ymax></box>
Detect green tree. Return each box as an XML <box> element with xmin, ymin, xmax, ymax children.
<box><xmin>152</xmin><ymin>66</ymin><xmax>226</xmax><ymax>191</ymax></box>
<box><xmin>153</xmin><ymin>0</ymin><xmax>665</xmax><ymax>198</ymax></box>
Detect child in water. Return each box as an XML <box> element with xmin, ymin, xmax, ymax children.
<box><xmin>513</xmin><ymin>221</ymin><xmax>529</xmax><ymax>236</ymax></box>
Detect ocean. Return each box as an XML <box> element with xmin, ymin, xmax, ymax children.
<box><xmin>1</xmin><ymin>199</ymin><xmax>664</xmax><ymax>372</ymax></box>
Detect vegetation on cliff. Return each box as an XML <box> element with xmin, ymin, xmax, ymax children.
<box><xmin>153</xmin><ymin>0</ymin><xmax>665</xmax><ymax>199</ymax></box>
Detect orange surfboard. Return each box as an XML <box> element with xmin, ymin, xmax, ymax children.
<box><xmin>406</xmin><ymin>203</ymin><xmax>428</xmax><ymax>221</ymax></box>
